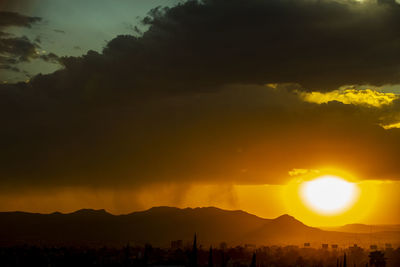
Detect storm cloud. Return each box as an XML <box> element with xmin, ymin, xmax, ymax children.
<box><xmin>48</xmin><ymin>0</ymin><xmax>400</xmax><ymax>93</ymax></box>
<box><xmin>1</xmin><ymin>0</ymin><xmax>400</xmax><ymax>192</ymax></box>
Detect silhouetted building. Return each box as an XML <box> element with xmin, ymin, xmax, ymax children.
<box><xmin>369</xmin><ymin>251</ymin><xmax>386</xmax><ymax>267</ymax></box>
<box><xmin>143</xmin><ymin>244</ymin><xmax>152</xmax><ymax>267</ymax></box>
<box><xmin>1</xmin><ymin>243</ymin><xmax>397</xmax><ymax>267</ymax></box>
<box><xmin>220</xmin><ymin>251</ymin><xmax>228</xmax><ymax>267</ymax></box>
<box><xmin>171</xmin><ymin>240</ymin><xmax>183</xmax><ymax>250</ymax></box>
<box><xmin>304</xmin><ymin>243</ymin><xmax>311</xmax><ymax>247</ymax></box>
<box><xmin>322</xmin><ymin>244</ymin><xmax>329</xmax><ymax>249</ymax></box>
<box><xmin>220</xmin><ymin>242</ymin><xmax>227</xmax><ymax>250</ymax></box>
<box><xmin>245</xmin><ymin>244</ymin><xmax>256</xmax><ymax>250</ymax></box>
<box><xmin>332</xmin><ymin>244</ymin><xmax>338</xmax><ymax>249</ymax></box>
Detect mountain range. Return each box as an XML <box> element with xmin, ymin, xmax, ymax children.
<box><xmin>0</xmin><ymin>207</ymin><xmax>398</xmax><ymax>248</ymax></box>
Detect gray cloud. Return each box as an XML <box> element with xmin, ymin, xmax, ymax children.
<box><xmin>0</xmin><ymin>35</ymin><xmax>39</xmax><ymax>63</ymax></box>
<box><xmin>0</xmin><ymin>11</ymin><xmax>41</xmax><ymax>28</ymax></box>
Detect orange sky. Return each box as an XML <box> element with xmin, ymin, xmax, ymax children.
<box><xmin>1</xmin><ymin>175</ymin><xmax>399</xmax><ymax>227</ymax></box>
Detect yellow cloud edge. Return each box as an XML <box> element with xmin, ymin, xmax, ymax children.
<box><xmin>299</xmin><ymin>88</ymin><xmax>398</xmax><ymax>108</ymax></box>
<box><xmin>381</xmin><ymin>122</ymin><xmax>400</xmax><ymax>130</ymax></box>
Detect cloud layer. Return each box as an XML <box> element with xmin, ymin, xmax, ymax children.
<box><xmin>1</xmin><ymin>0</ymin><xmax>400</xmax><ymax>192</ymax></box>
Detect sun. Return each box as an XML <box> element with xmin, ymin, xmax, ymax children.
<box><xmin>300</xmin><ymin>175</ymin><xmax>359</xmax><ymax>215</ymax></box>
<box><xmin>283</xmin><ymin>170</ymin><xmax>377</xmax><ymax>226</ymax></box>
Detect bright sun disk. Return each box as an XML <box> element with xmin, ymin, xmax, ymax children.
<box><xmin>300</xmin><ymin>175</ymin><xmax>359</xmax><ymax>215</ymax></box>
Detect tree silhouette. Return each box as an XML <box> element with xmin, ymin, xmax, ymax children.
<box><xmin>250</xmin><ymin>252</ymin><xmax>256</xmax><ymax>267</ymax></box>
<box><xmin>190</xmin><ymin>233</ymin><xmax>197</xmax><ymax>267</ymax></box>
<box><xmin>208</xmin><ymin>246</ymin><xmax>213</xmax><ymax>267</ymax></box>
<box><xmin>344</xmin><ymin>253</ymin><xmax>347</xmax><ymax>267</ymax></box>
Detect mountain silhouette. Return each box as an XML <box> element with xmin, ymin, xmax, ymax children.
<box><xmin>0</xmin><ymin>207</ymin><xmax>398</xmax><ymax>247</ymax></box>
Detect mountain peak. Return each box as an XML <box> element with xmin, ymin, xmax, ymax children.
<box><xmin>271</xmin><ymin>214</ymin><xmax>309</xmax><ymax>228</ymax></box>
<box><xmin>277</xmin><ymin>214</ymin><xmax>293</xmax><ymax>218</ymax></box>
<box><xmin>275</xmin><ymin>214</ymin><xmax>296</xmax><ymax>221</ymax></box>
<box><xmin>71</xmin><ymin>209</ymin><xmax>110</xmax><ymax>215</ymax></box>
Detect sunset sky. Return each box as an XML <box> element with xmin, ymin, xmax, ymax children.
<box><xmin>1</xmin><ymin>0</ymin><xmax>400</xmax><ymax>227</ymax></box>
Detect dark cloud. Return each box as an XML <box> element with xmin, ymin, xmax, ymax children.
<box><xmin>0</xmin><ymin>12</ymin><xmax>41</xmax><ymax>66</ymax></box>
<box><xmin>0</xmin><ymin>35</ymin><xmax>38</xmax><ymax>63</ymax></box>
<box><xmin>0</xmin><ymin>31</ymin><xmax>12</xmax><ymax>37</ymax></box>
<box><xmin>0</xmin><ymin>11</ymin><xmax>41</xmax><ymax>28</ymax></box>
<box><xmin>60</xmin><ymin>0</ymin><xmax>400</xmax><ymax>92</ymax></box>
<box><xmin>27</xmin><ymin>0</ymin><xmax>400</xmax><ymax>98</ymax></box>
<box><xmin>53</xmin><ymin>29</ymin><xmax>65</xmax><ymax>34</ymax></box>
<box><xmin>40</xmin><ymin>52</ymin><xmax>59</xmax><ymax>63</ymax></box>
<box><xmin>1</xmin><ymin>0</ymin><xmax>400</xmax><ymax>191</ymax></box>
<box><xmin>0</xmin><ymin>82</ymin><xmax>399</xmax><ymax>190</ymax></box>
<box><xmin>0</xmin><ymin>12</ymin><xmax>59</xmax><ymax>78</ymax></box>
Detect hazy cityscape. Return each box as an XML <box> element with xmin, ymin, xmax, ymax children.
<box><xmin>0</xmin><ymin>207</ymin><xmax>398</xmax><ymax>266</ymax></box>
<box><xmin>0</xmin><ymin>235</ymin><xmax>398</xmax><ymax>267</ymax></box>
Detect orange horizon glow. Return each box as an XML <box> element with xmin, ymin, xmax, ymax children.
<box><xmin>0</xmin><ymin>167</ymin><xmax>398</xmax><ymax>227</ymax></box>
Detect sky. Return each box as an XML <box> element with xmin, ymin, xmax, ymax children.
<box><xmin>0</xmin><ymin>0</ymin><xmax>400</xmax><ymax>227</ymax></box>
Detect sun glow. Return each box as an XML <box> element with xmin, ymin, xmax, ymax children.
<box><xmin>281</xmin><ymin>170</ymin><xmax>378</xmax><ymax>226</ymax></box>
<box><xmin>300</xmin><ymin>175</ymin><xmax>359</xmax><ymax>215</ymax></box>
